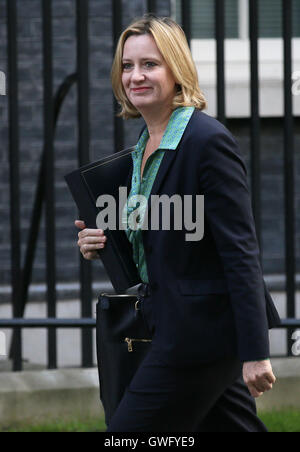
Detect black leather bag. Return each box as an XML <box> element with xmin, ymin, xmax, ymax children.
<box><xmin>96</xmin><ymin>292</ymin><xmax>152</xmax><ymax>427</ymax></box>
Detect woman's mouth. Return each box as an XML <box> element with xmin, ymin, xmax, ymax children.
<box><xmin>131</xmin><ymin>87</ymin><xmax>151</xmax><ymax>92</ymax></box>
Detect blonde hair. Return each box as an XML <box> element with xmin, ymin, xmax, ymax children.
<box><xmin>111</xmin><ymin>14</ymin><xmax>207</xmax><ymax>119</ymax></box>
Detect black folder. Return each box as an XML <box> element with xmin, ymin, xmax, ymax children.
<box><xmin>64</xmin><ymin>147</ymin><xmax>142</xmax><ymax>293</ymax></box>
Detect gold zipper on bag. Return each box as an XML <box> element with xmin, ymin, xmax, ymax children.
<box><xmin>124</xmin><ymin>337</ymin><xmax>152</xmax><ymax>352</ymax></box>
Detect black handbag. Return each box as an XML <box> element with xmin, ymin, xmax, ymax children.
<box><xmin>96</xmin><ymin>292</ymin><xmax>152</xmax><ymax>427</ymax></box>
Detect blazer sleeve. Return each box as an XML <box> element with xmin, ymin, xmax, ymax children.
<box><xmin>198</xmin><ymin>131</ymin><xmax>270</xmax><ymax>362</ymax></box>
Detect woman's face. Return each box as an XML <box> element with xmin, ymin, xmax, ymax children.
<box><xmin>121</xmin><ymin>34</ymin><xmax>177</xmax><ymax>114</ymax></box>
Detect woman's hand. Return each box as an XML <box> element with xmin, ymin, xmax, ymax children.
<box><xmin>243</xmin><ymin>360</ymin><xmax>276</xmax><ymax>398</ymax></box>
<box><xmin>75</xmin><ymin>220</ymin><xmax>107</xmax><ymax>260</ymax></box>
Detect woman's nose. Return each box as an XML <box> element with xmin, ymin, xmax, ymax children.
<box><xmin>131</xmin><ymin>66</ymin><xmax>145</xmax><ymax>82</ymax></box>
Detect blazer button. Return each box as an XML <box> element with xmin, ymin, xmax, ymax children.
<box><xmin>147</xmin><ymin>245</ymin><xmax>153</xmax><ymax>254</ymax></box>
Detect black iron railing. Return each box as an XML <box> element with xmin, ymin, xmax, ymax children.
<box><xmin>2</xmin><ymin>0</ymin><xmax>299</xmax><ymax>371</ymax></box>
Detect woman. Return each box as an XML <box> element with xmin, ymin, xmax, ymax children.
<box><xmin>75</xmin><ymin>14</ymin><xmax>281</xmax><ymax>432</ymax></box>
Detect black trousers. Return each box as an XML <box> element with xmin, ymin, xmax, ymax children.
<box><xmin>106</xmin><ymin>286</ymin><xmax>268</xmax><ymax>433</ymax></box>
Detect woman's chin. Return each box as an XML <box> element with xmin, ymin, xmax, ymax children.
<box><xmin>130</xmin><ymin>99</ymin><xmax>161</xmax><ymax>113</ymax></box>
<box><xmin>131</xmin><ymin>98</ymin><xmax>153</xmax><ymax>107</ymax></box>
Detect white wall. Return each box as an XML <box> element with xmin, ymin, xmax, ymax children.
<box><xmin>192</xmin><ymin>38</ymin><xmax>300</xmax><ymax>118</ymax></box>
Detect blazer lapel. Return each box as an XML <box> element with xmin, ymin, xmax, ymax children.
<box><xmin>125</xmin><ymin>164</ymin><xmax>133</xmax><ymax>193</ymax></box>
<box><xmin>144</xmin><ymin>149</ymin><xmax>177</xmax><ymax>219</ymax></box>
<box><xmin>124</xmin><ymin>148</ymin><xmax>178</xmax><ymax>229</ymax></box>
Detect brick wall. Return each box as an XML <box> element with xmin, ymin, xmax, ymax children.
<box><xmin>0</xmin><ymin>0</ymin><xmax>299</xmax><ymax>290</ymax></box>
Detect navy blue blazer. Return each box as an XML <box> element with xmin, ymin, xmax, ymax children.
<box><xmin>126</xmin><ymin>109</ymin><xmax>281</xmax><ymax>366</ymax></box>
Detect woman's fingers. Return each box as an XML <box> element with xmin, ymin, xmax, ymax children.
<box><xmin>78</xmin><ymin>239</ymin><xmax>106</xmax><ymax>259</ymax></box>
<box><xmin>243</xmin><ymin>360</ymin><xmax>276</xmax><ymax>398</ymax></box>
<box><xmin>80</xmin><ymin>245</ymin><xmax>102</xmax><ymax>260</ymax></box>
<box><xmin>80</xmin><ymin>242</ymin><xmax>106</xmax><ymax>253</ymax></box>
<box><xmin>77</xmin><ymin>232</ymin><xmax>107</xmax><ymax>248</ymax></box>
<box><xmin>82</xmin><ymin>250</ymin><xmax>100</xmax><ymax>260</ymax></box>
<box><xmin>78</xmin><ymin>228</ymin><xmax>105</xmax><ymax>238</ymax></box>
<box><xmin>78</xmin><ymin>235</ymin><xmax>107</xmax><ymax>245</ymax></box>
<box><xmin>247</xmin><ymin>384</ymin><xmax>264</xmax><ymax>398</ymax></box>
<box><xmin>75</xmin><ymin>220</ymin><xmax>86</xmax><ymax>229</ymax></box>
<box><xmin>74</xmin><ymin>220</ymin><xmax>106</xmax><ymax>260</ymax></box>
<box><xmin>265</xmin><ymin>372</ymin><xmax>276</xmax><ymax>385</ymax></box>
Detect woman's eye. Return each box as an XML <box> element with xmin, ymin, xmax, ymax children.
<box><xmin>145</xmin><ymin>61</ymin><xmax>156</xmax><ymax>68</ymax></box>
<box><xmin>122</xmin><ymin>61</ymin><xmax>156</xmax><ymax>70</ymax></box>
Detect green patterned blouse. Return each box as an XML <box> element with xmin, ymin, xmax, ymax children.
<box><xmin>122</xmin><ymin>106</ymin><xmax>195</xmax><ymax>283</ymax></box>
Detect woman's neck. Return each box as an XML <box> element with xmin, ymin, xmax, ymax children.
<box><xmin>142</xmin><ymin>108</ymin><xmax>173</xmax><ymax>144</ymax></box>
